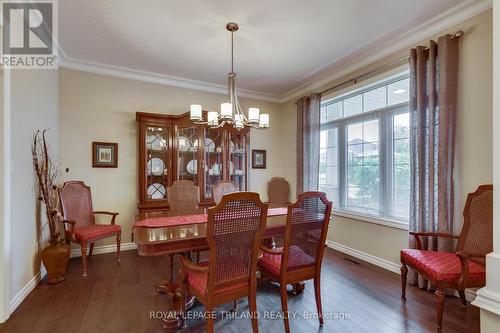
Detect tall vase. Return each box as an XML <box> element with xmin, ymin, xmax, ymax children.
<box><xmin>41</xmin><ymin>241</ymin><xmax>71</xmax><ymax>284</ymax></box>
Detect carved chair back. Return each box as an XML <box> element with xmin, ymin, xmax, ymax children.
<box><xmin>58</xmin><ymin>181</ymin><xmax>95</xmax><ymax>229</ymax></box>
<box><xmin>167</xmin><ymin>180</ymin><xmax>200</xmax><ymax>210</ymax></box>
<box><xmin>267</xmin><ymin>177</ymin><xmax>290</xmax><ymax>206</ymax></box>
<box><xmin>281</xmin><ymin>192</ymin><xmax>332</xmax><ymax>274</ymax></box>
<box><xmin>212</xmin><ymin>180</ymin><xmax>239</xmax><ymax>204</ymax></box>
<box><xmin>456</xmin><ymin>185</ymin><xmax>493</xmax><ymax>257</ymax></box>
<box><xmin>205</xmin><ymin>192</ymin><xmax>268</xmax><ymax>296</ymax></box>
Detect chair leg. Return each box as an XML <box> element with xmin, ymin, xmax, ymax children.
<box><xmin>248</xmin><ymin>286</ymin><xmax>259</xmax><ymax>333</ymax></box>
<box><xmin>435</xmin><ymin>288</ymin><xmax>446</xmax><ymax>330</ymax></box>
<box><xmin>116</xmin><ymin>232</ymin><xmax>121</xmax><ymax>262</ymax></box>
<box><xmin>280</xmin><ymin>283</ymin><xmax>291</xmax><ymax>333</ymax></box>
<box><xmin>88</xmin><ymin>243</ymin><xmax>94</xmax><ymax>258</ymax></box>
<box><xmin>232</xmin><ymin>299</ymin><xmax>238</xmax><ymax>312</ymax></box>
<box><xmin>401</xmin><ymin>262</ymin><xmax>408</xmax><ymax>300</ymax></box>
<box><xmin>458</xmin><ymin>290</ymin><xmax>467</xmax><ymax>307</ymax></box>
<box><xmin>314</xmin><ymin>276</ymin><xmax>324</xmax><ymax>326</ymax></box>
<box><xmin>205</xmin><ymin>305</ymin><xmax>215</xmax><ymax>333</ymax></box>
<box><xmin>81</xmin><ymin>243</ymin><xmax>88</xmax><ymax>277</ymax></box>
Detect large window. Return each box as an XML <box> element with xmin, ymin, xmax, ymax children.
<box><xmin>319</xmin><ymin>72</ymin><xmax>410</xmax><ymax>222</ymax></box>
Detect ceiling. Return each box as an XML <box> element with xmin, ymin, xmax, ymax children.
<box><xmin>59</xmin><ymin>0</ymin><xmax>473</xmax><ymax>99</ymax></box>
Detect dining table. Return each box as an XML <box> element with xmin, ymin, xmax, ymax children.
<box><xmin>133</xmin><ymin>206</ymin><xmax>306</xmax><ymax>331</ymax></box>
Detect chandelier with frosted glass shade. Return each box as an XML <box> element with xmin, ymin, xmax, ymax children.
<box><xmin>190</xmin><ymin>22</ymin><xmax>270</xmax><ymax>130</ymax></box>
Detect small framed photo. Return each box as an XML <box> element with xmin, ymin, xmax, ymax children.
<box><xmin>92</xmin><ymin>142</ymin><xmax>118</xmax><ymax>168</ymax></box>
<box><xmin>252</xmin><ymin>149</ymin><xmax>266</xmax><ymax>169</ymax></box>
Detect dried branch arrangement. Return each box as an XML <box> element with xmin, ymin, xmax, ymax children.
<box><xmin>32</xmin><ymin>130</ymin><xmax>61</xmax><ymax>243</ymax></box>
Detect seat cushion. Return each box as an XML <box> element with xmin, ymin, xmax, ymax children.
<box><xmin>401</xmin><ymin>249</ymin><xmax>485</xmax><ymax>282</ymax></box>
<box><xmin>186</xmin><ymin>262</ymin><xmax>248</xmax><ymax>296</ymax></box>
<box><xmin>73</xmin><ymin>224</ymin><xmax>121</xmax><ymax>242</ymax></box>
<box><xmin>259</xmin><ymin>245</ymin><xmax>316</xmax><ymax>276</ymax></box>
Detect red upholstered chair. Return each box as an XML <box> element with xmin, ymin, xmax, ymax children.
<box><xmin>58</xmin><ymin>181</ymin><xmax>121</xmax><ymax>277</ymax></box>
<box><xmin>400</xmin><ymin>184</ymin><xmax>493</xmax><ymax>330</ymax></box>
<box><xmin>267</xmin><ymin>177</ymin><xmax>290</xmax><ymax>208</ymax></box>
<box><xmin>259</xmin><ymin>192</ymin><xmax>332</xmax><ymax>333</ymax></box>
<box><xmin>167</xmin><ymin>180</ymin><xmax>200</xmax><ymax>210</ymax></box>
<box><xmin>212</xmin><ymin>180</ymin><xmax>238</xmax><ymax>204</ymax></box>
<box><xmin>180</xmin><ymin>192</ymin><xmax>268</xmax><ymax>333</ymax></box>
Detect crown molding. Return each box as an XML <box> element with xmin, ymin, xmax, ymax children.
<box><xmin>59</xmin><ymin>55</ymin><xmax>283</xmax><ymax>103</ymax></box>
<box><xmin>278</xmin><ymin>0</ymin><xmax>493</xmax><ymax>103</ymax></box>
<box><xmin>57</xmin><ymin>0</ymin><xmax>492</xmax><ymax>104</ymax></box>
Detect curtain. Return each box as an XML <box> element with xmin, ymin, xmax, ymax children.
<box><xmin>296</xmin><ymin>94</ymin><xmax>321</xmax><ymax>195</ymax></box>
<box><xmin>409</xmin><ymin>35</ymin><xmax>459</xmax><ymax>288</ymax></box>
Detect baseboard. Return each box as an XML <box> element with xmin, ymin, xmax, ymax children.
<box><xmin>472</xmin><ymin>288</ymin><xmax>500</xmax><ymax>316</ymax></box>
<box><xmin>8</xmin><ymin>266</ymin><xmax>47</xmax><ymax>317</ymax></box>
<box><xmin>326</xmin><ymin>240</ymin><xmax>401</xmax><ymax>274</ymax></box>
<box><xmin>70</xmin><ymin>242</ymin><xmax>137</xmax><ymax>258</ymax></box>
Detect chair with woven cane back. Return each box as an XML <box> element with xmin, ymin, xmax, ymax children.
<box><xmin>212</xmin><ymin>180</ymin><xmax>239</xmax><ymax>204</ymax></box>
<box><xmin>58</xmin><ymin>181</ymin><xmax>121</xmax><ymax>277</ymax></box>
<box><xmin>180</xmin><ymin>192</ymin><xmax>268</xmax><ymax>333</ymax></box>
<box><xmin>267</xmin><ymin>177</ymin><xmax>290</xmax><ymax>208</ymax></box>
<box><xmin>259</xmin><ymin>191</ymin><xmax>332</xmax><ymax>333</ymax></box>
<box><xmin>167</xmin><ymin>180</ymin><xmax>200</xmax><ymax>210</ymax></box>
<box><xmin>400</xmin><ymin>184</ymin><xmax>492</xmax><ymax>330</ymax></box>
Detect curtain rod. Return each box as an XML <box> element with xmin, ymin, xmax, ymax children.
<box><xmin>319</xmin><ymin>30</ymin><xmax>464</xmax><ymax>97</ymax></box>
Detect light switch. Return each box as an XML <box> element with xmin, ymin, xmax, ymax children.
<box><xmin>10</xmin><ymin>160</ymin><xmax>15</xmax><ymax>174</ymax></box>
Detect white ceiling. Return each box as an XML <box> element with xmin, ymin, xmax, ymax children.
<box><xmin>60</xmin><ymin>0</ymin><xmax>473</xmax><ymax>99</ymax></box>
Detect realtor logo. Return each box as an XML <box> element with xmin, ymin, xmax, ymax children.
<box><xmin>1</xmin><ymin>0</ymin><xmax>58</xmax><ymax>68</ymax></box>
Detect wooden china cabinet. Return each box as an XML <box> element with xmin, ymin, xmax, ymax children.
<box><xmin>136</xmin><ymin>112</ymin><xmax>249</xmax><ymax>211</ymax></box>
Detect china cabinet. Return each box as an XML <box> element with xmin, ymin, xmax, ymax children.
<box><xmin>136</xmin><ymin>112</ymin><xmax>249</xmax><ymax>211</ymax></box>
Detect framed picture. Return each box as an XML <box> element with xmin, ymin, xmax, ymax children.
<box><xmin>92</xmin><ymin>142</ymin><xmax>118</xmax><ymax>168</ymax></box>
<box><xmin>252</xmin><ymin>149</ymin><xmax>266</xmax><ymax>169</ymax></box>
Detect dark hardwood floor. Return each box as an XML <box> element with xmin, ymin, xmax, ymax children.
<box><xmin>0</xmin><ymin>248</ymin><xmax>479</xmax><ymax>333</ymax></box>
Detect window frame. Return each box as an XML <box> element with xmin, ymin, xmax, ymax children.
<box><xmin>320</xmin><ymin>72</ymin><xmax>410</xmax><ymax>226</ymax></box>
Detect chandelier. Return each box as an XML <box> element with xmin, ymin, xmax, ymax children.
<box><xmin>190</xmin><ymin>22</ymin><xmax>270</xmax><ymax>130</ymax></box>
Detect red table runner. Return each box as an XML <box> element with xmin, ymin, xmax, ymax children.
<box><xmin>134</xmin><ymin>207</ymin><xmax>288</xmax><ymax>228</ymax></box>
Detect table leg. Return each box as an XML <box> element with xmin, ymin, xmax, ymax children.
<box><xmin>155</xmin><ymin>254</ymin><xmax>196</xmax><ymax>332</ymax></box>
<box><xmin>291</xmin><ymin>282</ymin><xmax>306</xmax><ymax>295</ymax></box>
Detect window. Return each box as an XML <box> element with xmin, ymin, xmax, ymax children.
<box><xmin>319</xmin><ymin>72</ymin><xmax>410</xmax><ymax>222</ymax></box>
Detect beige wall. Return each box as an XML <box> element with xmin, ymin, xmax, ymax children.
<box><xmin>0</xmin><ymin>67</ymin><xmax>8</xmax><ymax>322</ymax></box>
<box><xmin>9</xmin><ymin>69</ymin><xmax>59</xmax><ymax>300</ymax></box>
<box><xmin>280</xmin><ymin>10</ymin><xmax>493</xmax><ymax>266</ymax></box>
<box><xmin>58</xmin><ymin>69</ymin><xmax>290</xmax><ymax>247</ymax></box>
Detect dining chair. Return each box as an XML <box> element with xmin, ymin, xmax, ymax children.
<box><xmin>400</xmin><ymin>184</ymin><xmax>492</xmax><ymax>330</ymax></box>
<box><xmin>212</xmin><ymin>180</ymin><xmax>239</xmax><ymax>204</ymax></box>
<box><xmin>259</xmin><ymin>191</ymin><xmax>332</xmax><ymax>333</ymax></box>
<box><xmin>267</xmin><ymin>177</ymin><xmax>290</xmax><ymax>207</ymax></box>
<box><xmin>167</xmin><ymin>180</ymin><xmax>200</xmax><ymax>210</ymax></box>
<box><xmin>58</xmin><ymin>181</ymin><xmax>121</xmax><ymax>277</ymax></box>
<box><xmin>180</xmin><ymin>192</ymin><xmax>268</xmax><ymax>333</ymax></box>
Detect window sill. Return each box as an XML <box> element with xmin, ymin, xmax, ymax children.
<box><xmin>332</xmin><ymin>210</ymin><xmax>409</xmax><ymax>230</ymax></box>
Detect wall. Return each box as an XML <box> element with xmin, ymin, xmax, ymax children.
<box><xmin>9</xmin><ymin>69</ymin><xmax>59</xmax><ymax>302</ymax></box>
<box><xmin>280</xmin><ymin>10</ymin><xmax>493</xmax><ymax>266</ymax></box>
<box><xmin>475</xmin><ymin>1</ymin><xmax>500</xmax><ymax>330</ymax></box>
<box><xmin>58</xmin><ymin>69</ymin><xmax>289</xmax><ymax>247</ymax></box>
<box><xmin>0</xmin><ymin>67</ymin><xmax>9</xmax><ymax>323</ymax></box>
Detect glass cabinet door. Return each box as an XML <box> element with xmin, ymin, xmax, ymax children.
<box><xmin>176</xmin><ymin>126</ymin><xmax>200</xmax><ymax>186</ymax></box>
<box><xmin>204</xmin><ymin>128</ymin><xmax>224</xmax><ymax>200</ymax></box>
<box><xmin>229</xmin><ymin>131</ymin><xmax>247</xmax><ymax>191</ymax></box>
<box><xmin>145</xmin><ymin>126</ymin><xmax>169</xmax><ymax>201</ymax></box>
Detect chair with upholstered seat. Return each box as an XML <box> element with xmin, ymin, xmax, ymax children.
<box><xmin>58</xmin><ymin>181</ymin><xmax>121</xmax><ymax>277</ymax></box>
<box><xmin>212</xmin><ymin>180</ymin><xmax>238</xmax><ymax>204</ymax></box>
<box><xmin>400</xmin><ymin>184</ymin><xmax>492</xmax><ymax>330</ymax></box>
<box><xmin>180</xmin><ymin>192</ymin><xmax>268</xmax><ymax>333</ymax></box>
<box><xmin>167</xmin><ymin>180</ymin><xmax>200</xmax><ymax>210</ymax></box>
<box><xmin>259</xmin><ymin>192</ymin><xmax>332</xmax><ymax>333</ymax></box>
<box><xmin>267</xmin><ymin>177</ymin><xmax>290</xmax><ymax>207</ymax></box>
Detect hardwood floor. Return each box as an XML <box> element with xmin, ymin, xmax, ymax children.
<box><xmin>0</xmin><ymin>248</ymin><xmax>479</xmax><ymax>333</ymax></box>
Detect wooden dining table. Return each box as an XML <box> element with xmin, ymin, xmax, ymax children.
<box><xmin>133</xmin><ymin>206</ymin><xmax>305</xmax><ymax>330</ymax></box>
